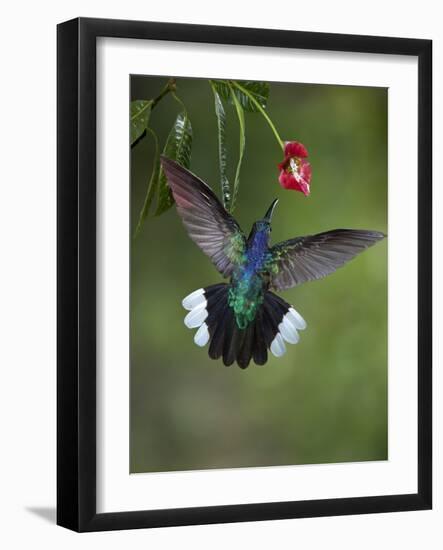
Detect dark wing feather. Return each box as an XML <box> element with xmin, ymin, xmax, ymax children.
<box><xmin>270</xmin><ymin>229</ymin><xmax>385</xmax><ymax>291</ymax></box>
<box><xmin>161</xmin><ymin>157</ymin><xmax>245</xmax><ymax>278</ymax></box>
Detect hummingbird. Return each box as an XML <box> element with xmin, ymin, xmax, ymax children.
<box><xmin>161</xmin><ymin>156</ymin><xmax>385</xmax><ymax>369</ymax></box>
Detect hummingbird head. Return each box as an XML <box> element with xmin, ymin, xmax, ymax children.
<box><xmin>249</xmin><ymin>199</ymin><xmax>279</xmax><ymax>242</ymax></box>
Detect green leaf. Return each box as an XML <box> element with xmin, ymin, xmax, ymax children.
<box><xmin>155</xmin><ymin>111</ymin><xmax>193</xmax><ymax>215</ymax></box>
<box><xmin>229</xmin><ymin>85</ymin><xmax>246</xmax><ymax>213</ymax></box>
<box><xmin>211</xmin><ymin>84</ymin><xmax>230</xmax><ymax>211</ymax></box>
<box><xmin>211</xmin><ymin>80</ymin><xmax>269</xmax><ymax>113</ymax></box>
<box><xmin>231</xmin><ymin>81</ymin><xmax>269</xmax><ymax>112</ymax></box>
<box><xmin>130</xmin><ymin>100</ymin><xmax>153</xmax><ymax>145</ymax></box>
<box><xmin>210</xmin><ymin>80</ymin><xmax>231</xmax><ymax>102</ymax></box>
<box><xmin>133</xmin><ymin>128</ymin><xmax>160</xmax><ymax>238</ymax></box>
<box><xmin>231</xmin><ymin>81</ymin><xmax>284</xmax><ymax>150</ymax></box>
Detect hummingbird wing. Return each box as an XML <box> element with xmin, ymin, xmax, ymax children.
<box><xmin>269</xmin><ymin>229</ymin><xmax>385</xmax><ymax>291</ymax></box>
<box><xmin>161</xmin><ymin>157</ymin><xmax>246</xmax><ymax>278</ymax></box>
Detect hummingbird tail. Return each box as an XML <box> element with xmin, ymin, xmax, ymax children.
<box><xmin>261</xmin><ymin>291</ymin><xmax>307</xmax><ymax>359</ymax></box>
<box><xmin>183</xmin><ymin>284</ymin><xmax>307</xmax><ymax>368</ymax></box>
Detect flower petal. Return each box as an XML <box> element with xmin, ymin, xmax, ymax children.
<box><xmin>279</xmin><ymin>170</ymin><xmax>296</xmax><ymax>190</ymax></box>
<box><xmin>284</xmin><ymin>141</ymin><xmax>308</xmax><ymax>158</ymax></box>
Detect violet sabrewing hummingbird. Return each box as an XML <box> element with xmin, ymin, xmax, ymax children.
<box><xmin>161</xmin><ymin>156</ymin><xmax>385</xmax><ymax>369</ymax></box>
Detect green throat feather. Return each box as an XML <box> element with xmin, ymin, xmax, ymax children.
<box><xmin>228</xmin><ymin>276</ymin><xmax>265</xmax><ymax>329</ymax></box>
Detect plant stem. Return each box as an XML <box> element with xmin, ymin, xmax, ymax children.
<box><xmin>229</xmin><ymin>82</ymin><xmax>246</xmax><ymax>213</ymax></box>
<box><xmin>152</xmin><ymin>78</ymin><xmax>177</xmax><ymax>109</ymax></box>
<box><xmin>133</xmin><ymin>128</ymin><xmax>160</xmax><ymax>238</ymax></box>
<box><xmin>231</xmin><ymin>81</ymin><xmax>284</xmax><ymax>151</ymax></box>
<box><xmin>171</xmin><ymin>91</ymin><xmax>187</xmax><ymax>112</ymax></box>
<box><xmin>131</xmin><ymin>79</ymin><xmax>177</xmax><ymax>149</ymax></box>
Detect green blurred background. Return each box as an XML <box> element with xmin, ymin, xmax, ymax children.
<box><xmin>130</xmin><ymin>76</ymin><xmax>388</xmax><ymax>473</ymax></box>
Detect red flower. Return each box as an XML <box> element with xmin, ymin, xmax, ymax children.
<box><xmin>278</xmin><ymin>141</ymin><xmax>311</xmax><ymax>196</ymax></box>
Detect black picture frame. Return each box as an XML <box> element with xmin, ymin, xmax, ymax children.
<box><xmin>57</xmin><ymin>17</ymin><xmax>432</xmax><ymax>532</ymax></box>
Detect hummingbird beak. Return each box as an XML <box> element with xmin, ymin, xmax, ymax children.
<box><xmin>263</xmin><ymin>199</ymin><xmax>279</xmax><ymax>223</ymax></box>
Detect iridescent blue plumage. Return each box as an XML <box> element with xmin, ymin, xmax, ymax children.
<box><xmin>228</xmin><ymin>221</ymin><xmax>272</xmax><ymax>329</ymax></box>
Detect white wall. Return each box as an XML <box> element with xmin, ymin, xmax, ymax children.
<box><xmin>0</xmin><ymin>1</ymin><xmax>440</xmax><ymax>548</ymax></box>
